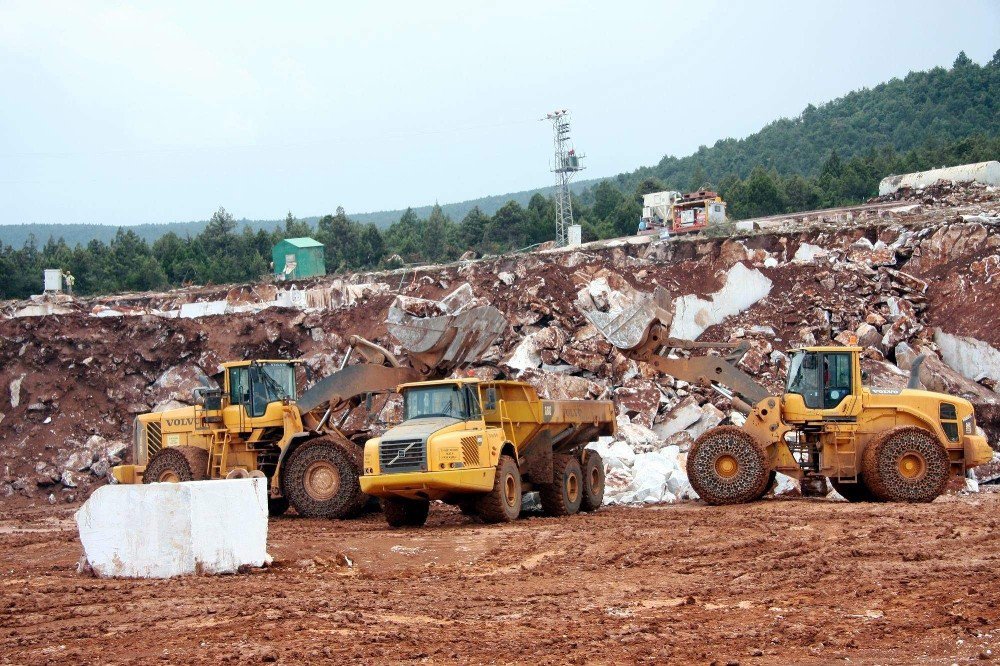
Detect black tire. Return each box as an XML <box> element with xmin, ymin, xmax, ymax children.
<box><xmin>861</xmin><ymin>426</ymin><xmax>950</xmax><ymax>502</ymax></box>
<box><xmin>539</xmin><ymin>454</ymin><xmax>584</xmax><ymax>516</ymax></box>
<box><xmin>686</xmin><ymin>426</ymin><xmax>771</xmax><ymax>505</ymax></box>
<box><xmin>268</xmin><ymin>497</ymin><xmax>290</xmax><ymax>517</ymax></box>
<box><xmin>281</xmin><ymin>438</ymin><xmax>363</xmax><ymax>519</ymax></box>
<box><xmin>381</xmin><ymin>497</ymin><xmax>430</xmax><ymax>528</ymax></box>
<box><xmin>580</xmin><ymin>450</ymin><xmax>605</xmax><ymax>512</ymax></box>
<box><xmin>343</xmin><ymin>442</ymin><xmax>370</xmax><ymax>516</ymax></box>
<box><xmin>143</xmin><ymin>446</ymin><xmax>208</xmax><ymax>483</ymax></box>
<box><xmin>831</xmin><ymin>478</ymin><xmax>875</xmax><ymax>502</ymax></box>
<box><xmin>476</xmin><ymin>454</ymin><xmax>523</xmax><ymax>523</ymax></box>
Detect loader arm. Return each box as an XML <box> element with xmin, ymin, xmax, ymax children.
<box><xmin>298</xmin><ymin>296</ymin><xmax>508</xmax><ymax>430</ymax></box>
<box><xmin>579</xmin><ymin>285</ymin><xmax>769</xmax><ymax>413</ymax></box>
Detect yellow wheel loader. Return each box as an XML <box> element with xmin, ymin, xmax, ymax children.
<box><xmin>112</xmin><ymin>298</ymin><xmax>507</xmax><ymax>518</ymax></box>
<box><xmin>581</xmin><ymin>285</ymin><xmax>994</xmax><ymax>504</ymax></box>
<box><xmin>360</xmin><ymin>378</ymin><xmax>616</xmax><ymax>527</ymax></box>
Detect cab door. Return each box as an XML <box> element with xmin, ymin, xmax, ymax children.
<box><xmin>225</xmin><ymin>365</ymin><xmax>251</xmax><ymax>433</ymax></box>
<box><xmin>784</xmin><ymin>351</ymin><xmax>863</xmax><ymax>422</ymax></box>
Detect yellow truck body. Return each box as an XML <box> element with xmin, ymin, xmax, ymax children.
<box><xmin>361</xmin><ymin>378</ymin><xmax>616</xmax><ymax>526</ymax></box>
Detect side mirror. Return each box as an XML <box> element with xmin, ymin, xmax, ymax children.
<box><xmin>861</xmin><ymin>370</ymin><xmax>870</xmax><ymax>383</ymax></box>
<box><xmin>485</xmin><ymin>388</ymin><xmax>497</xmax><ymax>410</ymax></box>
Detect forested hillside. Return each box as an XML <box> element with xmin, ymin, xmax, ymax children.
<box><xmin>1</xmin><ymin>52</ymin><xmax>997</xmax><ymax>300</ymax></box>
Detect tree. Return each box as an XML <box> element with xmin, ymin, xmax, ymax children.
<box><xmin>283</xmin><ymin>211</ymin><xmax>312</xmax><ymax>237</ymax></box>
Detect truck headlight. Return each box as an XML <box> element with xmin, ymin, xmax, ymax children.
<box><xmin>963</xmin><ymin>415</ymin><xmax>974</xmax><ymax>435</ymax></box>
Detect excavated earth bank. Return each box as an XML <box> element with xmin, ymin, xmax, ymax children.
<box><xmin>2</xmin><ymin>182</ymin><xmax>998</xmax><ymax>505</ymax></box>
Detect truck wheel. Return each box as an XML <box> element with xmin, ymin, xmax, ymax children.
<box><xmin>580</xmin><ymin>451</ymin><xmax>605</xmax><ymax>512</ymax></box>
<box><xmin>861</xmin><ymin>426</ymin><xmax>950</xmax><ymax>502</ymax></box>
<box><xmin>381</xmin><ymin>497</ymin><xmax>430</xmax><ymax>528</ymax></box>
<box><xmin>539</xmin><ymin>454</ymin><xmax>584</xmax><ymax>516</ymax></box>
<box><xmin>687</xmin><ymin>426</ymin><xmax>771</xmax><ymax>505</ymax></box>
<box><xmin>282</xmin><ymin>438</ymin><xmax>362</xmax><ymax>518</ymax></box>
<box><xmin>268</xmin><ymin>497</ymin><xmax>289</xmax><ymax>516</ymax></box>
<box><xmin>143</xmin><ymin>446</ymin><xmax>208</xmax><ymax>483</ymax></box>
<box><xmin>831</xmin><ymin>478</ymin><xmax>874</xmax><ymax>502</ymax></box>
<box><xmin>476</xmin><ymin>454</ymin><xmax>522</xmax><ymax>523</ymax></box>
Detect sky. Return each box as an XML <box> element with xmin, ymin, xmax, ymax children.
<box><xmin>0</xmin><ymin>0</ymin><xmax>997</xmax><ymax>227</ymax></box>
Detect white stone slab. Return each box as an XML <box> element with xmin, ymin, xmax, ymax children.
<box><xmin>76</xmin><ymin>478</ymin><xmax>269</xmax><ymax>578</ymax></box>
<box><xmin>668</xmin><ymin>263</ymin><xmax>773</xmax><ymax>340</ymax></box>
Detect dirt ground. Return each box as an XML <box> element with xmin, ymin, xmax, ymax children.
<box><xmin>1</xmin><ymin>495</ymin><xmax>998</xmax><ymax>665</ymax></box>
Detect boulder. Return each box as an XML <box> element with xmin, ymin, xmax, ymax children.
<box><xmin>76</xmin><ymin>478</ymin><xmax>269</xmax><ymax>578</ymax></box>
<box><xmin>145</xmin><ymin>364</ymin><xmax>212</xmax><ymax>406</ymax></box>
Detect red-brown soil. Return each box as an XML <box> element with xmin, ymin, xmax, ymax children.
<box><xmin>1</xmin><ymin>494</ymin><xmax>998</xmax><ymax>665</ymax></box>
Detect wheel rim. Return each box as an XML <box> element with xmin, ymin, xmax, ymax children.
<box><xmin>898</xmin><ymin>451</ymin><xmax>926</xmax><ymax>480</ymax></box>
<box><xmin>504</xmin><ymin>473</ymin><xmax>517</xmax><ymax>506</ymax></box>
<box><xmin>715</xmin><ymin>454</ymin><xmax>739</xmax><ymax>479</ymax></box>
<box><xmin>590</xmin><ymin>466</ymin><xmax>601</xmax><ymax>491</ymax></box>
<box><xmin>158</xmin><ymin>469</ymin><xmax>180</xmax><ymax>483</ymax></box>
<box><xmin>566</xmin><ymin>472</ymin><xmax>579</xmax><ymax>502</ymax></box>
<box><xmin>303</xmin><ymin>460</ymin><xmax>340</xmax><ymax>501</ymax></box>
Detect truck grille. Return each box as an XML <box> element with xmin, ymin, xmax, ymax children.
<box><xmin>379</xmin><ymin>439</ymin><xmax>425</xmax><ymax>473</ymax></box>
<box><xmin>147</xmin><ymin>421</ymin><xmax>162</xmax><ymax>460</ymax></box>
<box><xmin>461</xmin><ymin>436</ymin><xmax>480</xmax><ymax>466</ymax></box>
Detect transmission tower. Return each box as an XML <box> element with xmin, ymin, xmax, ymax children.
<box><xmin>542</xmin><ymin>109</ymin><xmax>585</xmax><ymax>247</ymax></box>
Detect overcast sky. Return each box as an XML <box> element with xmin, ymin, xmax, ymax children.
<box><xmin>0</xmin><ymin>1</ymin><xmax>997</xmax><ymax>227</ymax></box>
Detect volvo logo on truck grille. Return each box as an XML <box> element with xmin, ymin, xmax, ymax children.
<box><xmin>380</xmin><ymin>439</ymin><xmax>426</xmax><ymax>473</ymax></box>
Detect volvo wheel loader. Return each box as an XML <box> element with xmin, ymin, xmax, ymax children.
<box><xmin>581</xmin><ymin>285</ymin><xmax>995</xmax><ymax>505</ymax></box>
<box><xmin>111</xmin><ymin>295</ymin><xmax>506</xmax><ymax>518</ymax></box>
<box><xmin>360</xmin><ymin>378</ymin><xmax>616</xmax><ymax>527</ymax></box>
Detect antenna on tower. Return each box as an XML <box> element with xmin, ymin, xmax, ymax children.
<box><xmin>542</xmin><ymin>109</ymin><xmax>585</xmax><ymax>247</ymax></box>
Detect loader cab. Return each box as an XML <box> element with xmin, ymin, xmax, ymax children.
<box><xmin>222</xmin><ymin>360</ymin><xmax>300</xmax><ymax>422</ymax></box>
<box><xmin>782</xmin><ymin>346</ymin><xmax>863</xmax><ymax>422</ymax></box>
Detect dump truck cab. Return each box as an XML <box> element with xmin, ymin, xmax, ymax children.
<box><xmin>362</xmin><ymin>378</ymin><xmax>616</xmax><ymax>527</ymax></box>
<box><xmin>361</xmin><ymin>379</ymin><xmax>509</xmax><ymax>501</ymax></box>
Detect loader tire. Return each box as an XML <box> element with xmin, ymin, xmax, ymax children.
<box><xmin>381</xmin><ymin>497</ymin><xmax>430</xmax><ymax>528</ymax></box>
<box><xmin>344</xmin><ymin>443</ymin><xmax>371</xmax><ymax>517</ymax></box>
<box><xmin>830</xmin><ymin>478</ymin><xmax>875</xmax><ymax>502</ymax></box>
<box><xmin>457</xmin><ymin>499</ymin><xmax>479</xmax><ymax>516</ymax></box>
<box><xmin>143</xmin><ymin>446</ymin><xmax>208</xmax><ymax>483</ymax></box>
<box><xmin>476</xmin><ymin>454</ymin><xmax>522</xmax><ymax>523</ymax></box>
<box><xmin>580</xmin><ymin>450</ymin><xmax>605</xmax><ymax>512</ymax></box>
<box><xmin>282</xmin><ymin>438</ymin><xmax>362</xmax><ymax>519</ymax></box>
<box><xmin>539</xmin><ymin>454</ymin><xmax>583</xmax><ymax>516</ymax></box>
<box><xmin>687</xmin><ymin>426</ymin><xmax>771</xmax><ymax>505</ymax></box>
<box><xmin>268</xmin><ymin>497</ymin><xmax>290</xmax><ymax>517</ymax></box>
<box><xmin>861</xmin><ymin>426</ymin><xmax>950</xmax><ymax>503</ymax></box>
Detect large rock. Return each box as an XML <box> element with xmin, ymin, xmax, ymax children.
<box><xmin>76</xmin><ymin>478</ymin><xmax>269</xmax><ymax>578</ymax></box>
<box><xmin>895</xmin><ymin>343</ymin><xmax>1000</xmax><ymax>404</ymax></box>
<box><xmin>934</xmin><ymin>329</ymin><xmax>1000</xmax><ymax>384</ymax></box>
<box><xmin>145</xmin><ymin>364</ymin><xmax>212</xmax><ymax>406</ymax></box>
<box><xmin>668</xmin><ymin>263</ymin><xmax>773</xmax><ymax>340</ymax></box>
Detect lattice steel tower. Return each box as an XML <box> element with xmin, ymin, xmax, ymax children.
<box><xmin>543</xmin><ymin>109</ymin><xmax>585</xmax><ymax>247</ymax></box>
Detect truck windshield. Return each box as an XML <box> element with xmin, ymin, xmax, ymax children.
<box><xmin>403</xmin><ymin>384</ymin><xmax>480</xmax><ymax>421</ymax></box>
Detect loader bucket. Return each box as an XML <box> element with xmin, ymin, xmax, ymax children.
<box><xmin>579</xmin><ymin>285</ymin><xmax>675</xmax><ymax>352</ymax></box>
<box><xmin>387</xmin><ymin>302</ymin><xmax>506</xmax><ymax>370</ymax></box>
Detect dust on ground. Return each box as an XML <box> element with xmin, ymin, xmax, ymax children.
<box><xmin>1</xmin><ymin>494</ymin><xmax>998</xmax><ymax>665</ymax></box>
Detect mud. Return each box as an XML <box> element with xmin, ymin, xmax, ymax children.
<box><xmin>1</xmin><ymin>494</ymin><xmax>998</xmax><ymax>665</ymax></box>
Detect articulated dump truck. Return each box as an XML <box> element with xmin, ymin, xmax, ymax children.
<box><xmin>361</xmin><ymin>379</ymin><xmax>616</xmax><ymax>527</ymax></box>
<box><xmin>112</xmin><ymin>293</ymin><xmax>506</xmax><ymax>518</ymax></box>
<box><xmin>580</xmin><ymin>285</ymin><xmax>994</xmax><ymax>505</ymax></box>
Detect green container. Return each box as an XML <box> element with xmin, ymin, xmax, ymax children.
<box><xmin>272</xmin><ymin>237</ymin><xmax>326</xmax><ymax>280</ymax></box>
